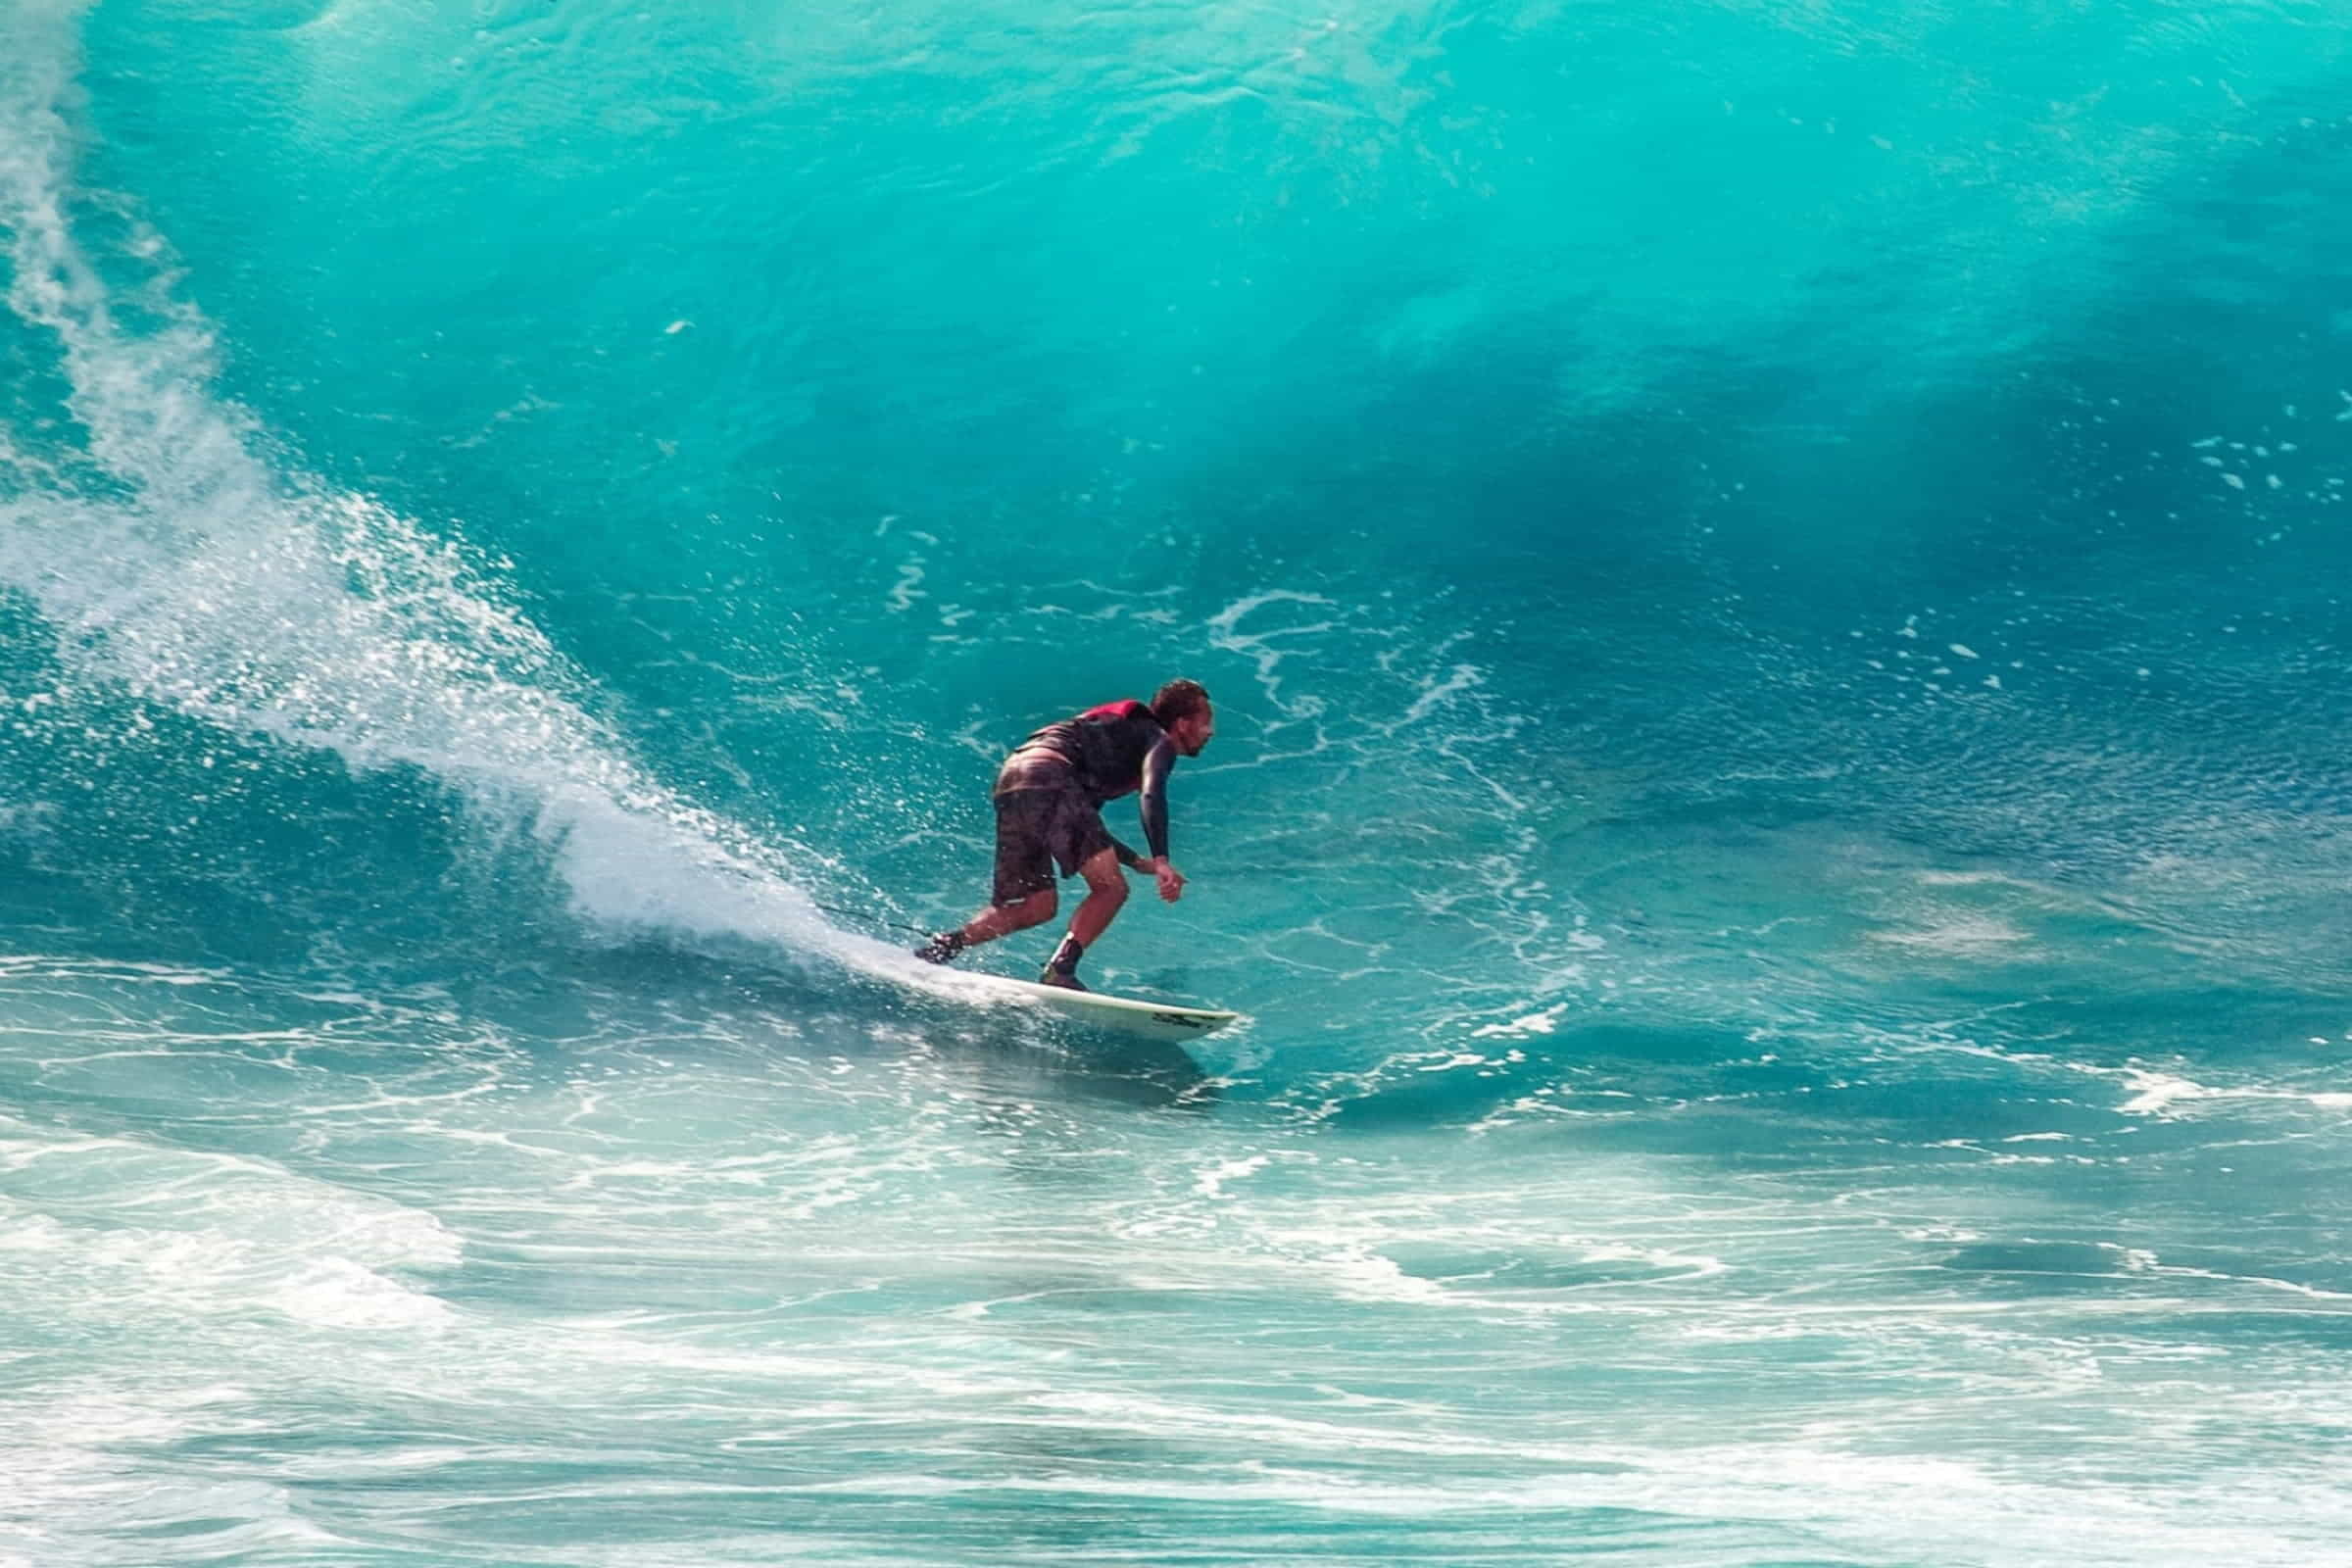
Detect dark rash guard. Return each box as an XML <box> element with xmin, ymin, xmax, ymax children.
<box><xmin>994</xmin><ymin>699</ymin><xmax>1178</xmax><ymax>864</ymax></box>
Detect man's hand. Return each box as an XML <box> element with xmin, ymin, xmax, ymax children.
<box><xmin>1139</xmin><ymin>858</ymin><xmax>1187</xmax><ymax>904</ymax></box>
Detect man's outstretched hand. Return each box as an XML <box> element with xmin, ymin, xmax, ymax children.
<box><xmin>1139</xmin><ymin>858</ymin><xmax>1187</xmax><ymax>904</ymax></box>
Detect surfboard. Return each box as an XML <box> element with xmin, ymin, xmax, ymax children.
<box><xmin>957</xmin><ymin>971</ymin><xmax>1242</xmax><ymax>1041</ymax></box>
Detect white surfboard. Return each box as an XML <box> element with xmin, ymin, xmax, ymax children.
<box><xmin>959</xmin><ymin>970</ymin><xmax>1241</xmax><ymax>1041</ymax></box>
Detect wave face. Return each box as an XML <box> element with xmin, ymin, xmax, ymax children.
<box><xmin>6</xmin><ymin>1</ymin><xmax>2352</xmax><ymax>1562</ymax></box>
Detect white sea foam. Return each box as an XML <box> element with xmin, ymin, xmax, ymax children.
<box><xmin>1203</xmin><ymin>589</ymin><xmax>1339</xmax><ymax>720</ymax></box>
<box><xmin>1865</xmin><ymin>914</ymin><xmax>2031</xmax><ymax>953</ymax></box>
<box><xmin>1471</xmin><ymin>1003</ymin><xmax>1566</xmax><ymax>1037</ymax></box>
<box><xmin>0</xmin><ymin>1113</ymin><xmax>462</xmax><ymax>1331</ymax></box>
<box><xmin>2114</xmin><ymin>1066</ymin><xmax>2352</xmax><ymax>1118</ymax></box>
<box><xmin>1193</xmin><ymin>1152</ymin><xmax>1269</xmax><ymax>1199</ymax></box>
<box><xmin>0</xmin><ymin>7</ymin><xmax>873</xmax><ymax>972</ymax></box>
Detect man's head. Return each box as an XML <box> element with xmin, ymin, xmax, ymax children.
<box><xmin>1152</xmin><ymin>678</ymin><xmax>1215</xmax><ymax>757</ymax></box>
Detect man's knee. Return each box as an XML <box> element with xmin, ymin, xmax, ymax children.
<box><xmin>1081</xmin><ymin>864</ymin><xmax>1127</xmax><ymax>905</ymax></box>
<box><xmin>1013</xmin><ymin>888</ymin><xmax>1057</xmax><ymax>926</ymax></box>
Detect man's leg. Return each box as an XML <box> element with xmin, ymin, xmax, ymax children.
<box><xmin>957</xmin><ymin>888</ymin><xmax>1056</xmax><ymax>948</ymax></box>
<box><xmin>1066</xmin><ymin>848</ymin><xmax>1129</xmax><ymax>947</ymax></box>
<box><xmin>1040</xmin><ymin>847</ymin><xmax>1126</xmax><ymax>988</ymax></box>
<box><xmin>916</xmin><ymin>887</ymin><xmax>1054</xmax><ymax>963</ymax></box>
<box><xmin>916</xmin><ymin>792</ymin><xmax>1059</xmax><ymax>963</ymax></box>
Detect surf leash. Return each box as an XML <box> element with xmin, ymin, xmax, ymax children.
<box><xmin>809</xmin><ymin>901</ymin><xmax>935</xmax><ymax>941</ymax></box>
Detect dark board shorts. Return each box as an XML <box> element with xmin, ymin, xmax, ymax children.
<box><xmin>992</xmin><ymin>786</ymin><xmax>1113</xmax><ymax>905</ymax></box>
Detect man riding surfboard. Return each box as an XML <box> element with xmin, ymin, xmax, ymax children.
<box><xmin>915</xmin><ymin>679</ymin><xmax>1214</xmax><ymax>990</ymax></box>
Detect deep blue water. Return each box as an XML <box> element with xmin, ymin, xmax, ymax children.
<box><xmin>4</xmin><ymin>1</ymin><xmax>2352</xmax><ymax>1563</ymax></box>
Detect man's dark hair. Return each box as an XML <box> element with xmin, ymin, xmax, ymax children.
<box><xmin>1152</xmin><ymin>678</ymin><xmax>1211</xmax><ymax>726</ymax></box>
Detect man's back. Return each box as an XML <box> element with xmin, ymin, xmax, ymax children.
<box><xmin>1000</xmin><ymin>698</ymin><xmax>1167</xmax><ymax>804</ymax></box>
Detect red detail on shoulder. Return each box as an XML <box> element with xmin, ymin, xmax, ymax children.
<box><xmin>1078</xmin><ymin>698</ymin><xmax>1152</xmax><ymax>723</ymax></box>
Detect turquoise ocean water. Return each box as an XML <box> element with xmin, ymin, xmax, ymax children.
<box><xmin>6</xmin><ymin>1</ymin><xmax>2352</xmax><ymax>1562</ymax></box>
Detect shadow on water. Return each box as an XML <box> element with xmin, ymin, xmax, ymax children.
<box><xmin>511</xmin><ymin>941</ymin><xmax>1221</xmax><ymax>1113</ymax></box>
<box><xmin>846</xmin><ymin>989</ymin><xmax>1219</xmax><ymax>1116</ymax></box>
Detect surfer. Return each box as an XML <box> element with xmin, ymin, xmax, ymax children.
<box><xmin>914</xmin><ymin>679</ymin><xmax>1215</xmax><ymax>990</ymax></box>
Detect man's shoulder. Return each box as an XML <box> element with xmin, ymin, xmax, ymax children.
<box><xmin>1077</xmin><ymin>697</ymin><xmax>1155</xmax><ymax>725</ymax></box>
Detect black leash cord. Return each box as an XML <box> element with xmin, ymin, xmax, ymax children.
<box><xmin>811</xmin><ymin>901</ymin><xmax>935</xmax><ymax>941</ymax></box>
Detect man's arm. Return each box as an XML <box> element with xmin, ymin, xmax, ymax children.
<box><xmin>1136</xmin><ymin>737</ymin><xmax>1175</xmax><ymax>861</ymax></box>
<box><xmin>1107</xmin><ymin>828</ymin><xmax>1181</xmax><ymax>900</ymax></box>
<box><xmin>1134</xmin><ymin>738</ymin><xmax>1185</xmax><ymax>904</ymax></box>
